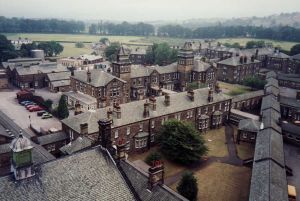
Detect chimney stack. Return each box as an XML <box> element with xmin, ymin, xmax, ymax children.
<box><xmin>148</xmin><ymin>160</ymin><xmax>164</xmax><ymax>190</ymax></box>
<box><xmin>239</xmin><ymin>56</ymin><xmax>244</xmax><ymax>64</ymax></box>
<box><xmin>87</xmin><ymin>69</ymin><xmax>91</xmax><ymax>83</ymax></box>
<box><xmin>251</xmin><ymin>55</ymin><xmax>255</xmax><ymax>62</ymax></box>
<box><xmin>116</xmin><ymin>138</ymin><xmax>126</xmax><ymax>160</ymax></box>
<box><xmin>74</xmin><ymin>101</ymin><xmax>82</xmax><ymax>115</ymax></box>
<box><xmin>107</xmin><ymin>107</ymin><xmax>113</xmax><ymax>120</ymax></box>
<box><xmin>114</xmin><ymin>103</ymin><xmax>121</xmax><ymax>119</ymax></box>
<box><xmin>98</xmin><ymin>118</ymin><xmax>113</xmax><ymax>150</ymax></box>
<box><xmin>149</xmin><ymin>96</ymin><xmax>157</xmax><ymax>111</ymax></box>
<box><xmin>164</xmin><ymin>94</ymin><xmax>170</xmax><ymax>106</ymax></box>
<box><xmin>208</xmin><ymin>88</ymin><xmax>214</xmax><ymax>102</ymax></box>
<box><xmin>244</xmin><ymin>56</ymin><xmax>247</xmax><ymax>63</ymax></box>
<box><xmin>255</xmin><ymin>49</ymin><xmax>259</xmax><ymax>59</ymax></box>
<box><xmin>187</xmin><ymin>89</ymin><xmax>195</xmax><ymax>101</ymax></box>
<box><xmin>80</xmin><ymin>123</ymin><xmax>88</xmax><ymax>135</ymax></box>
<box><xmin>143</xmin><ymin>100</ymin><xmax>150</xmax><ymax>118</ymax></box>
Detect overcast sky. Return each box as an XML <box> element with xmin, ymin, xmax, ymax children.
<box><xmin>0</xmin><ymin>0</ymin><xmax>300</xmax><ymax>22</ymax></box>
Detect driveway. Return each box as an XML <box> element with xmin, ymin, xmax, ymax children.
<box><xmin>0</xmin><ymin>89</ymin><xmax>62</xmax><ymax>133</ymax></box>
<box><xmin>284</xmin><ymin>143</ymin><xmax>300</xmax><ymax>201</ymax></box>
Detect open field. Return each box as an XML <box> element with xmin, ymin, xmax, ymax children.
<box><xmin>60</xmin><ymin>42</ymin><xmax>93</xmax><ymax>57</ymax></box>
<box><xmin>217</xmin><ymin>37</ymin><xmax>297</xmax><ymax>51</ymax></box>
<box><xmin>219</xmin><ymin>81</ymin><xmax>252</xmax><ymax>96</ymax></box>
<box><xmin>171</xmin><ymin>162</ymin><xmax>251</xmax><ymax>201</ymax></box>
<box><xmin>203</xmin><ymin>127</ymin><xmax>228</xmax><ymax>157</ymax></box>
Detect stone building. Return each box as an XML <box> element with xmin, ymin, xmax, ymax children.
<box><xmin>266</xmin><ymin>50</ymin><xmax>290</xmax><ymax>72</ymax></box>
<box><xmin>46</xmin><ymin>71</ymin><xmax>71</xmax><ymax>92</ymax></box>
<box><xmin>129</xmin><ymin>47</ymin><xmax>147</xmax><ymax>64</ymax></box>
<box><xmin>289</xmin><ymin>53</ymin><xmax>300</xmax><ymax>74</ymax></box>
<box><xmin>277</xmin><ymin>73</ymin><xmax>300</xmax><ymax>90</ymax></box>
<box><xmin>237</xmin><ymin>119</ymin><xmax>260</xmax><ymax>144</ymax></box>
<box><xmin>0</xmin><ymin>69</ymin><xmax>8</xmax><ymax>89</ymax></box>
<box><xmin>217</xmin><ymin>55</ymin><xmax>262</xmax><ymax>83</ymax></box>
<box><xmin>62</xmin><ymin>88</ymin><xmax>231</xmax><ymax>153</ymax></box>
<box><xmin>58</xmin><ymin>54</ymin><xmax>103</xmax><ymax>69</ymax></box>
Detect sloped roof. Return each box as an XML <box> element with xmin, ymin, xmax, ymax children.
<box><xmin>277</xmin><ymin>73</ymin><xmax>300</xmax><ymax>83</ymax></box>
<box><xmin>130</xmin><ymin>65</ymin><xmax>154</xmax><ymax>78</ymax></box>
<box><xmin>217</xmin><ymin>56</ymin><xmax>261</xmax><ymax>66</ymax></box>
<box><xmin>60</xmin><ymin>136</ymin><xmax>92</xmax><ymax>155</ymax></box>
<box><xmin>266</xmin><ymin>71</ymin><xmax>277</xmax><ymax>79</ymax></box>
<box><xmin>64</xmin><ymin>91</ymin><xmax>97</xmax><ymax>105</ymax></box>
<box><xmin>149</xmin><ymin>63</ymin><xmax>178</xmax><ymax>74</ymax></box>
<box><xmin>193</xmin><ymin>59</ymin><xmax>212</xmax><ymax>72</ymax></box>
<box><xmin>279</xmin><ymin>96</ymin><xmax>300</xmax><ymax>109</ymax></box>
<box><xmin>0</xmin><ymin>147</ymin><xmax>135</xmax><ymax>201</ymax></box>
<box><xmin>16</xmin><ymin>63</ymin><xmax>68</xmax><ymax>76</ymax></box>
<box><xmin>261</xmin><ymin>94</ymin><xmax>280</xmax><ymax>112</ymax></box>
<box><xmin>270</xmin><ymin>52</ymin><xmax>290</xmax><ymax>59</ymax></box>
<box><xmin>281</xmin><ymin>122</ymin><xmax>300</xmax><ymax>136</ymax></box>
<box><xmin>232</xmin><ymin>90</ymin><xmax>264</xmax><ymax>103</ymax></box>
<box><xmin>265</xmin><ymin>77</ymin><xmax>279</xmax><ymax>88</ymax></box>
<box><xmin>37</xmin><ymin>132</ymin><xmax>68</xmax><ymax>145</ymax></box>
<box><xmin>261</xmin><ymin>108</ymin><xmax>281</xmax><ymax>133</ymax></box>
<box><xmin>72</xmin><ymin>69</ymin><xmax>126</xmax><ymax>87</ymax></box>
<box><xmin>47</xmin><ymin>71</ymin><xmax>71</xmax><ymax>82</ymax></box>
<box><xmin>291</xmin><ymin>53</ymin><xmax>300</xmax><ymax>60</ymax></box>
<box><xmin>238</xmin><ymin>119</ymin><xmax>260</xmax><ymax>132</ymax></box>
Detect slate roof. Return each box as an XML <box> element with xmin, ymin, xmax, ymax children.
<box><xmin>16</xmin><ymin>63</ymin><xmax>68</xmax><ymax>76</ymax></box>
<box><xmin>193</xmin><ymin>59</ymin><xmax>212</xmax><ymax>72</ymax></box>
<box><xmin>270</xmin><ymin>52</ymin><xmax>290</xmax><ymax>59</ymax></box>
<box><xmin>232</xmin><ymin>90</ymin><xmax>264</xmax><ymax>103</ymax></box>
<box><xmin>37</xmin><ymin>132</ymin><xmax>68</xmax><ymax>145</ymax></box>
<box><xmin>120</xmin><ymin>160</ymin><xmax>188</xmax><ymax>201</ymax></box>
<box><xmin>72</xmin><ymin>69</ymin><xmax>126</xmax><ymax>87</ymax></box>
<box><xmin>217</xmin><ymin>56</ymin><xmax>261</xmax><ymax>66</ymax></box>
<box><xmin>47</xmin><ymin>71</ymin><xmax>71</xmax><ymax>82</ymax></box>
<box><xmin>265</xmin><ymin>86</ymin><xmax>280</xmax><ymax>97</ymax></box>
<box><xmin>291</xmin><ymin>53</ymin><xmax>300</xmax><ymax>60</ymax></box>
<box><xmin>51</xmin><ymin>80</ymin><xmax>70</xmax><ymax>87</ymax></box>
<box><xmin>261</xmin><ymin>95</ymin><xmax>280</xmax><ymax>112</ymax></box>
<box><xmin>238</xmin><ymin>119</ymin><xmax>260</xmax><ymax>132</ymax></box>
<box><xmin>277</xmin><ymin>73</ymin><xmax>300</xmax><ymax>83</ymax></box>
<box><xmin>64</xmin><ymin>91</ymin><xmax>97</xmax><ymax>105</ymax></box>
<box><xmin>261</xmin><ymin>108</ymin><xmax>281</xmax><ymax>133</ymax></box>
<box><xmin>281</xmin><ymin>122</ymin><xmax>300</xmax><ymax>136</ymax></box>
<box><xmin>130</xmin><ymin>65</ymin><xmax>154</xmax><ymax>78</ymax></box>
<box><xmin>0</xmin><ymin>147</ymin><xmax>135</xmax><ymax>201</ymax></box>
<box><xmin>265</xmin><ymin>77</ymin><xmax>279</xmax><ymax>88</ymax></box>
<box><xmin>279</xmin><ymin>96</ymin><xmax>300</xmax><ymax>109</ymax></box>
<box><xmin>62</xmin><ymin>88</ymin><xmax>231</xmax><ymax>135</ymax></box>
<box><xmin>60</xmin><ymin>136</ymin><xmax>92</xmax><ymax>155</ymax></box>
<box><xmin>266</xmin><ymin>71</ymin><xmax>277</xmax><ymax>79</ymax></box>
<box><xmin>150</xmin><ymin>63</ymin><xmax>178</xmax><ymax>74</ymax></box>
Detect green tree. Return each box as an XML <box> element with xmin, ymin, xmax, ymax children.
<box><xmin>43</xmin><ymin>99</ymin><xmax>53</xmax><ymax>110</ymax></box>
<box><xmin>145</xmin><ymin>152</ymin><xmax>162</xmax><ymax>165</ymax></box>
<box><xmin>105</xmin><ymin>42</ymin><xmax>120</xmax><ymax>61</ymax></box>
<box><xmin>290</xmin><ymin>44</ymin><xmax>300</xmax><ymax>55</ymax></box>
<box><xmin>158</xmin><ymin>119</ymin><xmax>208</xmax><ymax>164</ymax></box>
<box><xmin>145</xmin><ymin>43</ymin><xmax>178</xmax><ymax>65</ymax></box>
<box><xmin>243</xmin><ymin>76</ymin><xmax>267</xmax><ymax>89</ymax></box>
<box><xmin>100</xmin><ymin>37</ymin><xmax>109</xmax><ymax>44</ymax></box>
<box><xmin>38</xmin><ymin>41</ymin><xmax>64</xmax><ymax>57</ymax></box>
<box><xmin>20</xmin><ymin>42</ymin><xmax>38</xmax><ymax>57</ymax></box>
<box><xmin>177</xmin><ymin>171</ymin><xmax>198</xmax><ymax>201</ymax></box>
<box><xmin>75</xmin><ymin>42</ymin><xmax>84</xmax><ymax>48</ymax></box>
<box><xmin>88</xmin><ymin>24</ymin><xmax>98</xmax><ymax>34</ymax></box>
<box><xmin>0</xmin><ymin>34</ymin><xmax>18</xmax><ymax>62</ymax></box>
<box><xmin>57</xmin><ymin>95</ymin><xmax>69</xmax><ymax>119</ymax></box>
<box><xmin>246</xmin><ymin>40</ymin><xmax>266</xmax><ymax>49</ymax></box>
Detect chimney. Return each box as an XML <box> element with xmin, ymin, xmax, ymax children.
<box><xmin>114</xmin><ymin>103</ymin><xmax>121</xmax><ymax>119</ymax></box>
<box><xmin>296</xmin><ymin>91</ymin><xmax>300</xmax><ymax>101</ymax></box>
<box><xmin>208</xmin><ymin>88</ymin><xmax>214</xmax><ymax>102</ymax></box>
<box><xmin>100</xmin><ymin>97</ymin><xmax>107</xmax><ymax>108</ymax></box>
<box><xmin>215</xmin><ymin>82</ymin><xmax>221</xmax><ymax>93</ymax></box>
<box><xmin>74</xmin><ymin>101</ymin><xmax>82</xmax><ymax>115</ymax></box>
<box><xmin>116</xmin><ymin>138</ymin><xmax>126</xmax><ymax>160</ymax></box>
<box><xmin>164</xmin><ymin>94</ymin><xmax>170</xmax><ymax>106</ymax></box>
<box><xmin>80</xmin><ymin>123</ymin><xmax>88</xmax><ymax>135</ymax></box>
<box><xmin>251</xmin><ymin>55</ymin><xmax>255</xmax><ymax>62</ymax></box>
<box><xmin>239</xmin><ymin>56</ymin><xmax>244</xmax><ymax>64</ymax></box>
<box><xmin>187</xmin><ymin>89</ymin><xmax>194</xmax><ymax>101</ymax></box>
<box><xmin>244</xmin><ymin>56</ymin><xmax>247</xmax><ymax>63</ymax></box>
<box><xmin>143</xmin><ymin>100</ymin><xmax>150</xmax><ymax>118</ymax></box>
<box><xmin>158</xmin><ymin>86</ymin><xmax>163</xmax><ymax>96</ymax></box>
<box><xmin>87</xmin><ymin>69</ymin><xmax>91</xmax><ymax>83</ymax></box>
<box><xmin>107</xmin><ymin>107</ymin><xmax>113</xmax><ymax>120</ymax></box>
<box><xmin>98</xmin><ymin>118</ymin><xmax>113</xmax><ymax>150</ymax></box>
<box><xmin>149</xmin><ymin>96</ymin><xmax>157</xmax><ymax>111</ymax></box>
<box><xmin>148</xmin><ymin>160</ymin><xmax>164</xmax><ymax>190</ymax></box>
<box><xmin>70</xmin><ymin>66</ymin><xmax>75</xmax><ymax>76</ymax></box>
<box><xmin>255</xmin><ymin>49</ymin><xmax>259</xmax><ymax>58</ymax></box>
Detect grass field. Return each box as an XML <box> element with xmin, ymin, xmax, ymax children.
<box><xmin>203</xmin><ymin>127</ymin><xmax>228</xmax><ymax>157</ymax></box>
<box><xmin>217</xmin><ymin>37</ymin><xmax>297</xmax><ymax>51</ymax></box>
<box><xmin>60</xmin><ymin>43</ymin><xmax>93</xmax><ymax>57</ymax></box>
<box><xmin>219</xmin><ymin>81</ymin><xmax>252</xmax><ymax>96</ymax></box>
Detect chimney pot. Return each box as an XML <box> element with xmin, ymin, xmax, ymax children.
<box><xmin>114</xmin><ymin>103</ymin><xmax>121</xmax><ymax>119</ymax></box>
<box><xmin>149</xmin><ymin>96</ymin><xmax>157</xmax><ymax>111</ymax></box>
<box><xmin>208</xmin><ymin>88</ymin><xmax>214</xmax><ymax>102</ymax></box>
<box><xmin>80</xmin><ymin>123</ymin><xmax>88</xmax><ymax>135</ymax></box>
<box><xmin>148</xmin><ymin>160</ymin><xmax>164</xmax><ymax>190</ymax></box>
<box><xmin>187</xmin><ymin>89</ymin><xmax>195</xmax><ymax>101</ymax></box>
<box><xmin>143</xmin><ymin>100</ymin><xmax>150</xmax><ymax>118</ymax></box>
<box><xmin>164</xmin><ymin>94</ymin><xmax>170</xmax><ymax>106</ymax></box>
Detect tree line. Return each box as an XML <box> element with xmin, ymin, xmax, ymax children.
<box><xmin>158</xmin><ymin>25</ymin><xmax>300</xmax><ymax>42</ymax></box>
<box><xmin>0</xmin><ymin>16</ymin><xmax>85</xmax><ymax>33</ymax></box>
<box><xmin>88</xmin><ymin>21</ymin><xmax>155</xmax><ymax>36</ymax></box>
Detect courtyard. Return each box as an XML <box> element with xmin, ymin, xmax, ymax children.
<box><xmin>128</xmin><ymin>125</ymin><xmax>254</xmax><ymax>201</ymax></box>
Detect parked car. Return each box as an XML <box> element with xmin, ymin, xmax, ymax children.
<box><xmin>26</xmin><ymin>104</ymin><xmax>37</xmax><ymax>110</ymax></box>
<box><xmin>24</xmin><ymin>102</ymin><xmax>36</xmax><ymax>107</ymax></box>
<box><xmin>41</xmin><ymin>113</ymin><xmax>53</xmax><ymax>119</ymax></box>
<box><xmin>37</xmin><ymin>110</ymin><xmax>47</xmax><ymax>116</ymax></box>
<box><xmin>20</xmin><ymin>100</ymin><xmax>31</xmax><ymax>105</ymax></box>
<box><xmin>29</xmin><ymin>106</ymin><xmax>43</xmax><ymax>112</ymax></box>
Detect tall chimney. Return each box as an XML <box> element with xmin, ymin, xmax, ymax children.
<box><xmin>87</xmin><ymin>69</ymin><xmax>91</xmax><ymax>83</ymax></box>
<box><xmin>187</xmin><ymin>89</ymin><xmax>194</xmax><ymax>101</ymax></box>
<box><xmin>114</xmin><ymin>103</ymin><xmax>121</xmax><ymax>119</ymax></box>
<box><xmin>244</xmin><ymin>56</ymin><xmax>247</xmax><ymax>63</ymax></box>
<box><xmin>149</xmin><ymin>96</ymin><xmax>157</xmax><ymax>111</ymax></box>
<box><xmin>164</xmin><ymin>94</ymin><xmax>170</xmax><ymax>106</ymax></box>
<box><xmin>107</xmin><ymin>107</ymin><xmax>113</xmax><ymax>120</ymax></box>
<box><xmin>143</xmin><ymin>100</ymin><xmax>150</xmax><ymax>118</ymax></box>
<box><xmin>98</xmin><ymin>118</ymin><xmax>112</xmax><ymax>150</ymax></box>
<box><xmin>239</xmin><ymin>56</ymin><xmax>244</xmax><ymax>64</ymax></box>
<box><xmin>74</xmin><ymin>101</ymin><xmax>82</xmax><ymax>115</ymax></box>
<box><xmin>80</xmin><ymin>123</ymin><xmax>88</xmax><ymax>135</ymax></box>
<box><xmin>116</xmin><ymin>138</ymin><xmax>126</xmax><ymax>161</ymax></box>
<box><xmin>148</xmin><ymin>160</ymin><xmax>164</xmax><ymax>190</ymax></box>
<box><xmin>251</xmin><ymin>55</ymin><xmax>255</xmax><ymax>62</ymax></box>
<box><xmin>255</xmin><ymin>49</ymin><xmax>259</xmax><ymax>59</ymax></box>
<box><xmin>208</xmin><ymin>88</ymin><xmax>214</xmax><ymax>102</ymax></box>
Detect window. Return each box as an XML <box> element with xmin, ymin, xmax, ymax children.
<box><xmin>47</xmin><ymin>144</ymin><xmax>55</xmax><ymax>152</ymax></box>
<box><xmin>126</xmin><ymin>127</ymin><xmax>130</xmax><ymax>135</ymax></box>
<box><xmin>114</xmin><ymin>130</ymin><xmax>119</xmax><ymax>138</ymax></box>
<box><xmin>150</xmin><ymin>120</ymin><xmax>155</xmax><ymax>128</ymax></box>
<box><xmin>198</xmin><ymin>107</ymin><xmax>201</xmax><ymax>115</ymax></box>
<box><xmin>151</xmin><ymin>134</ymin><xmax>155</xmax><ymax>142</ymax></box>
<box><xmin>242</xmin><ymin>133</ymin><xmax>248</xmax><ymax>139</ymax></box>
<box><xmin>212</xmin><ymin>105</ymin><xmax>215</xmax><ymax>112</ymax></box>
<box><xmin>125</xmin><ymin>141</ymin><xmax>130</xmax><ymax>150</ymax></box>
<box><xmin>139</xmin><ymin>123</ymin><xmax>143</xmax><ymax>131</ymax></box>
<box><xmin>135</xmin><ymin>138</ymin><xmax>147</xmax><ymax>148</ymax></box>
<box><xmin>219</xmin><ymin>103</ymin><xmax>222</xmax><ymax>110</ymax></box>
<box><xmin>175</xmin><ymin>113</ymin><xmax>181</xmax><ymax>120</ymax></box>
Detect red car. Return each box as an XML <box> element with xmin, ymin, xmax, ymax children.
<box><xmin>26</xmin><ymin>104</ymin><xmax>37</xmax><ymax>110</ymax></box>
<box><xmin>29</xmin><ymin>106</ymin><xmax>43</xmax><ymax>112</ymax></box>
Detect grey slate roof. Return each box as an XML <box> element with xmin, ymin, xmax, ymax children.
<box><xmin>261</xmin><ymin>95</ymin><xmax>280</xmax><ymax>112</ymax></box>
<box><xmin>150</xmin><ymin>63</ymin><xmax>178</xmax><ymax>74</ymax></box>
<box><xmin>62</xmin><ymin>88</ymin><xmax>231</xmax><ymax>135</ymax></box>
<box><xmin>193</xmin><ymin>59</ymin><xmax>212</xmax><ymax>72</ymax></box>
<box><xmin>47</xmin><ymin>71</ymin><xmax>71</xmax><ymax>82</ymax></box>
<box><xmin>16</xmin><ymin>63</ymin><xmax>68</xmax><ymax>76</ymax></box>
<box><xmin>120</xmin><ymin>160</ymin><xmax>188</xmax><ymax>201</ymax></box>
<box><xmin>238</xmin><ymin>119</ymin><xmax>260</xmax><ymax>132</ymax></box>
<box><xmin>265</xmin><ymin>77</ymin><xmax>279</xmax><ymax>88</ymax></box>
<box><xmin>72</xmin><ymin>69</ymin><xmax>125</xmax><ymax>87</ymax></box>
<box><xmin>270</xmin><ymin>52</ymin><xmax>290</xmax><ymax>59</ymax></box>
<box><xmin>232</xmin><ymin>90</ymin><xmax>264</xmax><ymax>103</ymax></box>
<box><xmin>0</xmin><ymin>147</ymin><xmax>135</xmax><ymax>201</ymax></box>
<box><xmin>64</xmin><ymin>91</ymin><xmax>97</xmax><ymax>105</ymax></box>
<box><xmin>277</xmin><ymin>73</ymin><xmax>300</xmax><ymax>83</ymax></box>
<box><xmin>280</xmin><ymin>96</ymin><xmax>300</xmax><ymax>109</ymax></box>
<box><xmin>37</xmin><ymin>132</ymin><xmax>68</xmax><ymax>145</ymax></box>
<box><xmin>265</xmin><ymin>86</ymin><xmax>280</xmax><ymax>97</ymax></box>
<box><xmin>281</xmin><ymin>122</ymin><xmax>300</xmax><ymax>136</ymax></box>
<box><xmin>217</xmin><ymin>56</ymin><xmax>260</xmax><ymax>66</ymax></box>
<box><xmin>60</xmin><ymin>136</ymin><xmax>92</xmax><ymax>155</ymax></box>
<box><xmin>292</xmin><ymin>53</ymin><xmax>300</xmax><ymax>60</ymax></box>
<box><xmin>51</xmin><ymin>80</ymin><xmax>70</xmax><ymax>87</ymax></box>
<box><xmin>266</xmin><ymin>71</ymin><xmax>277</xmax><ymax>79</ymax></box>
<box><xmin>130</xmin><ymin>65</ymin><xmax>154</xmax><ymax>78</ymax></box>
<box><xmin>261</xmin><ymin>108</ymin><xmax>281</xmax><ymax>133</ymax></box>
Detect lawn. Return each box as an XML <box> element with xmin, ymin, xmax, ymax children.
<box><xmin>219</xmin><ymin>81</ymin><xmax>252</xmax><ymax>96</ymax></box>
<box><xmin>203</xmin><ymin>127</ymin><xmax>228</xmax><ymax>157</ymax></box>
<box><xmin>217</xmin><ymin>37</ymin><xmax>297</xmax><ymax>51</ymax></box>
<box><xmin>171</xmin><ymin>162</ymin><xmax>251</xmax><ymax>201</ymax></box>
<box><xmin>60</xmin><ymin>42</ymin><xmax>93</xmax><ymax>57</ymax></box>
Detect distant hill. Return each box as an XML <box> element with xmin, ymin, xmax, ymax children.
<box><xmin>180</xmin><ymin>12</ymin><xmax>300</xmax><ymax>29</ymax></box>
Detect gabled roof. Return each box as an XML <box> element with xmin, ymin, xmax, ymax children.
<box><xmin>238</xmin><ymin>119</ymin><xmax>260</xmax><ymax>132</ymax></box>
<box><xmin>261</xmin><ymin>94</ymin><xmax>280</xmax><ymax>112</ymax></box>
<box><xmin>149</xmin><ymin>63</ymin><xmax>178</xmax><ymax>74</ymax></box>
<box><xmin>193</xmin><ymin>59</ymin><xmax>212</xmax><ymax>72</ymax></box>
<box><xmin>270</xmin><ymin>52</ymin><xmax>290</xmax><ymax>59</ymax></box>
<box><xmin>72</xmin><ymin>69</ymin><xmax>126</xmax><ymax>87</ymax></box>
<box><xmin>0</xmin><ymin>147</ymin><xmax>135</xmax><ymax>201</ymax></box>
<box><xmin>217</xmin><ymin>56</ymin><xmax>260</xmax><ymax>66</ymax></box>
<box><xmin>60</xmin><ymin>136</ymin><xmax>92</xmax><ymax>155</ymax></box>
<box><xmin>37</xmin><ymin>132</ymin><xmax>68</xmax><ymax>145</ymax></box>
<box><xmin>291</xmin><ymin>53</ymin><xmax>300</xmax><ymax>60</ymax></box>
<box><xmin>47</xmin><ymin>71</ymin><xmax>71</xmax><ymax>82</ymax></box>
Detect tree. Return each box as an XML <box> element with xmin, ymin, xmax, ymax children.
<box><xmin>158</xmin><ymin>119</ymin><xmax>208</xmax><ymax>164</ymax></box>
<box><xmin>19</xmin><ymin>42</ymin><xmax>38</xmax><ymax>57</ymax></box>
<box><xmin>290</xmin><ymin>44</ymin><xmax>300</xmax><ymax>55</ymax></box>
<box><xmin>0</xmin><ymin>34</ymin><xmax>18</xmax><ymax>62</ymax></box>
<box><xmin>145</xmin><ymin>152</ymin><xmax>162</xmax><ymax>165</ymax></box>
<box><xmin>177</xmin><ymin>172</ymin><xmax>198</xmax><ymax>201</ymax></box>
<box><xmin>75</xmin><ymin>42</ymin><xmax>84</xmax><ymax>48</ymax></box>
<box><xmin>243</xmin><ymin>76</ymin><xmax>267</xmax><ymax>89</ymax></box>
<box><xmin>100</xmin><ymin>37</ymin><xmax>109</xmax><ymax>44</ymax></box>
<box><xmin>105</xmin><ymin>42</ymin><xmax>120</xmax><ymax>61</ymax></box>
<box><xmin>246</xmin><ymin>40</ymin><xmax>266</xmax><ymax>49</ymax></box>
<box><xmin>43</xmin><ymin>99</ymin><xmax>53</xmax><ymax>110</ymax></box>
<box><xmin>38</xmin><ymin>41</ymin><xmax>63</xmax><ymax>57</ymax></box>
<box><xmin>145</xmin><ymin>43</ymin><xmax>178</xmax><ymax>65</ymax></box>
<box><xmin>57</xmin><ymin>95</ymin><xmax>69</xmax><ymax>119</ymax></box>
